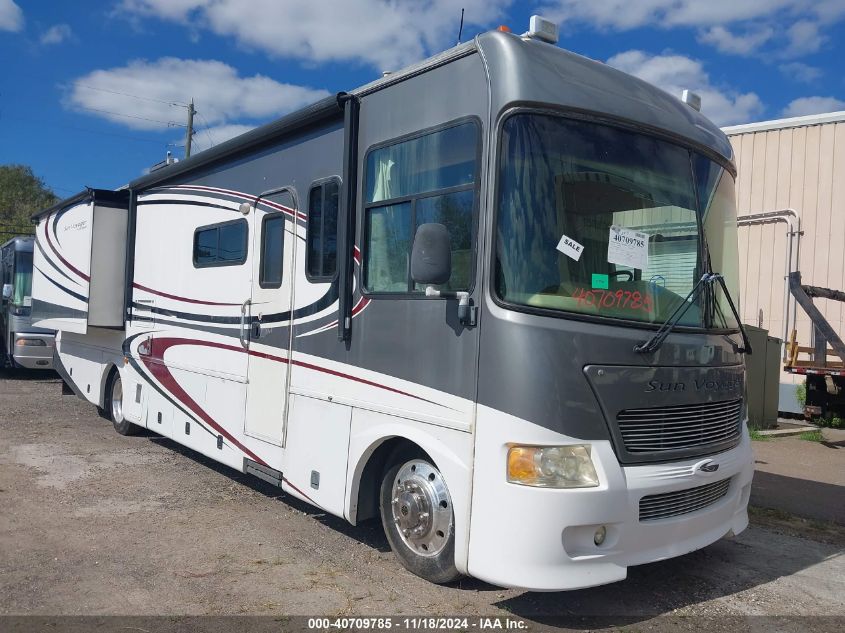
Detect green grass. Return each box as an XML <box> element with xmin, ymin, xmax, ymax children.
<box><xmin>821</xmin><ymin>416</ymin><xmax>843</xmax><ymax>429</ymax></box>
<box><xmin>796</xmin><ymin>382</ymin><xmax>807</xmax><ymax>407</ymax></box>
<box><xmin>799</xmin><ymin>429</ymin><xmax>824</xmax><ymax>442</ymax></box>
<box><xmin>748</xmin><ymin>427</ymin><xmax>770</xmax><ymax>441</ymax></box>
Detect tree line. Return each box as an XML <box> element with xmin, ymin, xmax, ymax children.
<box><xmin>0</xmin><ymin>165</ymin><xmax>58</xmax><ymax>240</ymax></box>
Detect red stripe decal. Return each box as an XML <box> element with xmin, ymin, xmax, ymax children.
<box><xmin>281</xmin><ymin>477</ymin><xmax>318</xmax><ymax>505</ymax></box>
<box><xmin>133</xmin><ymin>282</ymin><xmax>241</xmax><ymax>306</ymax></box>
<box><xmin>141</xmin><ymin>338</ymin><xmax>268</xmax><ymax>466</ymax></box>
<box><xmin>172</xmin><ymin>185</ymin><xmax>308</xmax><ymax>221</ymax></box>
<box><xmin>147</xmin><ymin>337</ymin><xmax>443</xmax><ymax>414</ymax></box>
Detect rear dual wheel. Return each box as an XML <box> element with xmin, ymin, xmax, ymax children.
<box><xmin>380</xmin><ymin>451</ymin><xmax>461</xmax><ymax>584</ymax></box>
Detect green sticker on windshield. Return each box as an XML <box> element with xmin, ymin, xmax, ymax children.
<box><xmin>591</xmin><ymin>273</ymin><xmax>609</xmax><ymax>289</ymax></box>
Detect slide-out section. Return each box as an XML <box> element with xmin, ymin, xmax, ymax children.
<box><xmin>31</xmin><ymin>189</ymin><xmax>130</xmax><ymax>333</ymax></box>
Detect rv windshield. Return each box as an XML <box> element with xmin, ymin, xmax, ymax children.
<box><xmin>494</xmin><ymin>114</ymin><xmax>739</xmax><ymax>329</ymax></box>
<box><xmin>13</xmin><ymin>251</ymin><xmax>33</xmax><ymax>307</ymax></box>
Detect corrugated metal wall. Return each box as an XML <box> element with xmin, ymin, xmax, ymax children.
<box><xmin>729</xmin><ymin>120</ymin><xmax>845</xmax><ymax>365</ymax></box>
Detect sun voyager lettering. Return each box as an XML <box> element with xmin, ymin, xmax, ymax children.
<box><xmin>645</xmin><ymin>378</ymin><xmax>741</xmax><ymax>393</ymax></box>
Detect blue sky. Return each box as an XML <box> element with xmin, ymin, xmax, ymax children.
<box><xmin>1</xmin><ymin>0</ymin><xmax>844</xmax><ymax>199</ymax></box>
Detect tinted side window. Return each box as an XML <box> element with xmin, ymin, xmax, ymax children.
<box><xmin>306</xmin><ymin>179</ymin><xmax>340</xmax><ymax>280</ymax></box>
<box><xmin>260</xmin><ymin>215</ymin><xmax>285</xmax><ymax>287</ymax></box>
<box><xmin>364</xmin><ymin>121</ymin><xmax>478</xmax><ymax>293</ymax></box>
<box><xmin>193</xmin><ymin>219</ymin><xmax>247</xmax><ymax>267</ymax></box>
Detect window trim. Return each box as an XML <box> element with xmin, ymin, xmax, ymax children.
<box><xmin>488</xmin><ymin>105</ymin><xmax>741</xmax><ymax>335</ymax></box>
<box><xmin>258</xmin><ymin>212</ymin><xmax>286</xmax><ymax>289</ymax></box>
<box><xmin>192</xmin><ymin>218</ymin><xmax>248</xmax><ymax>269</ymax></box>
<box><xmin>360</xmin><ymin>115</ymin><xmax>483</xmax><ymax>298</ymax></box>
<box><xmin>305</xmin><ymin>176</ymin><xmax>341</xmax><ymax>283</ymax></box>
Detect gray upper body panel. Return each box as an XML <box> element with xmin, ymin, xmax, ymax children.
<box><xmin>476</xmin><ymin>31</ymin><xmax>733</xmax><ymax>166</ymax></box>
<box><xmin>472</xmin><ymin>32</ymin><xmax>743</xmax><ymax>445</ymax></box>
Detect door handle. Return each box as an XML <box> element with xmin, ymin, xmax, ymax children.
<box><xmin>239</xmin><ymin>299</ymin><xmax>251</xmax><ymax>348</ymax></box>
<box><xmin>251</xmin><ymin>321</ymin><xmax>261</xmax><ymax>339</ymax></box>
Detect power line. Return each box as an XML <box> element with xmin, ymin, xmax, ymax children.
<box><xmin>2</xmin><ymin>113</ymin><xmax>169</xmax><ymax>145</ymax></box>
<box><xmin>74</xmin><ymin>105</ymin><xmax>187</xmax><ymax>128</ymax></box>
<box><xmin>75</xmin><ymin>84</ymin><xmax>189</xmax><ymax>108</ymax></box>
<box><xmin>197</xmin><ymin>111</ymin><xmax>216</xmax><ymax>149</ymax></box>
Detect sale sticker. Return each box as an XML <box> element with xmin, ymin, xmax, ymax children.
<box><xmin>607</xmin><ymin>225</ymin><xmax>649</xmax><ymax>270</ymax></box>
<box><xmin>556</xmin><ymin>234</ymin><xmax>584</xmax><ymax>261</ymax></box>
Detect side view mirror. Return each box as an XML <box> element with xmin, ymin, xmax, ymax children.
<box><xmin>1</xmin><ymin>284</ymin><xmax>12</xmax><ymax>301</ymax></box>
<box><xmin>411</xmin><ymin>223</ymin><xmax>451</xmax><ymax>286</ymax></box>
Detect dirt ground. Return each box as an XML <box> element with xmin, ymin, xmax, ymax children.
<box><xmin>1</xmin><ymin>369</ymin><xmax>844</xmax><ymax>631</ymax></box>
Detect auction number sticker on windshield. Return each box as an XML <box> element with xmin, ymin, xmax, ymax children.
<box><xmin>556</xmin><ymin>233</ymin><xmax>584</xmax><ymax>261</ymax></box>
<box><xmin>607</xmin><ymin>225</ymin><xmax>648</xmax><ymax>270</ymax></box>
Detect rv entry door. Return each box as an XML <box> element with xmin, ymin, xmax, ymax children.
<box><xmin>243</xmin><ymin>190</ymin><xmax>296</xmax><ymax>446</ymax></box>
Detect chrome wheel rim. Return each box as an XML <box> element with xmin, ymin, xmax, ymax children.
<box><xmin>111</xmin><ymin>376</ymin><xmax>124</xmax><ymax>423</ymax></box>
<box><xmin>391</xmin><ymin>460</ymin><xmax>452</xmax><ymax>557</ymax></box>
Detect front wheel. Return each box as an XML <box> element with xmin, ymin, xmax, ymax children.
<box><xmin>107</xmin><ymin>370</ymin><xmax>138</xmax><ymax>436</ymax></box>
<box><xmin>380</xmin><ymin>455</ymin><xmax>461</xmax><ymax>584</ymax></box>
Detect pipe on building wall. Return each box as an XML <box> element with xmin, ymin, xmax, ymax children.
<box><xmin>736</xmin><ymin>209</ymin><xmax>802</xmax><ymax>358</ymax></box>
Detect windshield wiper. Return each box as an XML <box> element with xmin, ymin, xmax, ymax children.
<box><xmin>634</xmin><ymin>273</ymin><xmax>752</xmax><ymax>355</ymax></box>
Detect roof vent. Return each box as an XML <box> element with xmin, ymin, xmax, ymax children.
<box><xmin>524</xmin><ymin>15</ymin><xmax>558</xmax><ymax>45</ymax></box>
<box><xmin>681</xmin><ymin>90</ymin><xmax>702</xmax><ymax>112</ymax></box>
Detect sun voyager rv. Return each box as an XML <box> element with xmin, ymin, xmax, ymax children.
<box><xmin>31</xmin><ymin>18</ymin><xmax>754</xmax><ymax>591</ymax></box>
<box><xmin>1</xmin><ymin>236</ymin><xmax>54</xmax><ymax>369</ymax></box>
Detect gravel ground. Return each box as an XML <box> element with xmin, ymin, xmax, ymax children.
<box><xmin>1</xmin><ymin>369</ymin><xmax>843</xmax><ymax>631</ymax></box>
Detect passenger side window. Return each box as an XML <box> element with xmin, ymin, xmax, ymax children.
<box><xmin>363</xmin><ymin>120</ymin><xmax>478</xmax><ymax>293</ymax></box>
<box><xmin>193</xmin><ymin>219</ymin><xmax>248</xmax><ymax>267</ymax></box>
<box><xmin>260</xmin><ymin>214</ymin><xmax>285</xmax><ymax>288</ymax></box>
<box><xmin>306</xmin><ymin>179</ymin><xmax>340</xmax><ymax>280</ymax></box>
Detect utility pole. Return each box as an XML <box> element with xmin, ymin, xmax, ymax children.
<box><xmin>184</xmin><ymin>98</ymin><xmax>196</xmax><ymax>159</ymax></box>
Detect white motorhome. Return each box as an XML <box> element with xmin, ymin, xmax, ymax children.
<box><xmin>1</xmin><ymin>237</ymin><xmax>54</xmax><ymax>369</ymax></box>
<box><xmin>32</xmin><ymin>21</ymin><xmax>754</xmax><ymax>591</ymax></box>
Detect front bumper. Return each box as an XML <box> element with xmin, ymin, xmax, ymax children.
<box><xmin>12</xmin><ymin>332</ymin><xmax>55</xmax><ymax>369</ymax></box>
<box><xmin>466</xmin><ymin>407</ymin><xmax>754</xmax><ymax>591</ymax></box>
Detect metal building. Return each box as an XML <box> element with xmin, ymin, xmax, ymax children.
<box><xmin>723</xmin><ymin>111</ymin><xmax>845</xmax><ymax>410</ymax></box>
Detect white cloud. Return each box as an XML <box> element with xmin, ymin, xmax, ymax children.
<box><xmin>117</xmin><ymin>0</ymin><xmax>513</xmax><ymax>69</ymax></box>
<box><xmin>782</xmin><ymin>96</ymin><xmax>845</xmax><ymax>118</ymax></box>
<box><xmin>783</xmin><ymin>20</ymin><xmax>825</xmax><ymax>57</ymax></box>
<box><xmin>697</xmin><ymin>25</ymin><xmax>773</xmax><ymax>55</ymax></box>
<box><xmin>40</xmin><ymin>24</ymin><xmax>72</xmax><ymax>45</ymax></box>
<box><xmin>607</xmin><ymin>50</ymin><xmax>764</xmax><ymax>126</ymax></box>
<box><xmin>544</xmin><ymin>0</ymin><xmax>845</xmax><ymax>58</ymax></box>
<box><xmin>779</xmin><ymin>62</ymin><xmax>823</xmax><ymax>83</ymax></box>
<box><xmin>67</xmin><ymin>57</ymin><xmax>330</xmax><ymax>131</ymax></box>
<box><xmin>0</xmin><ymin>0</ymin><xmax>23</xmax><ymax>32</ymax></box>
<box><xmin>542</xmin><ymin>0</ymin><xmax>796</xmax><ymax>30</ymax></box>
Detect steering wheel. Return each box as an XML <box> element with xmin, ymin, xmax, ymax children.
<box><xmin>608</xmin><ymin>270</ymin><xmax>634</xmax><ymax>282</ymax></box>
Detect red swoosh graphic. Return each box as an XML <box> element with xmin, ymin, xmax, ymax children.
<box><xmin>142</xmin><ymin>338</ymin><xmax>268</xmax><ymax>466</ymax></box>
<box><xmin>172</xmin><ymin>184</ymin><xmax>308</xmax><ymax>221</ymax></box>
<box><xmin>133</xmin><ymin>282</ymin><xmax>241</xmax><ymax>306</ymax></box>
<box><xmin>147</xmin><ymin>336</ymin><xmax>443</xmax><ymax>415</ymax></box>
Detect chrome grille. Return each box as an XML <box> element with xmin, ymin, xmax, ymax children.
<box><xmin>616</xmin><ymin>399</ymin><xmax>742</xmax><ymax>454</ymax></box>
<box><xmin>639</xmin><ymin>478</ymin><xmax>731</xmax><ymax>521</ymax></box>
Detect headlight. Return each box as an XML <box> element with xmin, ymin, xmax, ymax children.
<box><xmin>16</xmin><ymin>338</ymin><xmax>46</xmax><ymax>347</ymax></box>
<box><xmin>507</xmin><ymin>445</ymin><xmax>599</xmax><ymax>488</ymax></box>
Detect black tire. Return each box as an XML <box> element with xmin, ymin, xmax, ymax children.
<box><xmin>105</xmin><ymin>369</ymin><xmax>138</xmax><ymax>436</ymax></box>
<box><xmin>379</xmin><ymin>448</ymin><xmax>461</xmax><ymax>584</ymax></box>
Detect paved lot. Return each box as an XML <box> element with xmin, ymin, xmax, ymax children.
<box><xmin>1</xmin><ymin>369</ymin><xmax>844</xmax><ymax>630</ymax></box>
<box><xmin>751</xmin><ymin>429</ymin><xmax>845</xmax><ymax>525</ymax></box>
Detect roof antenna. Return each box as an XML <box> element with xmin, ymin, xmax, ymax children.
<box><xmin>456</xmin><ymin>7</ymin><xmax>465</xmax><ymax>45</ymax></box>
